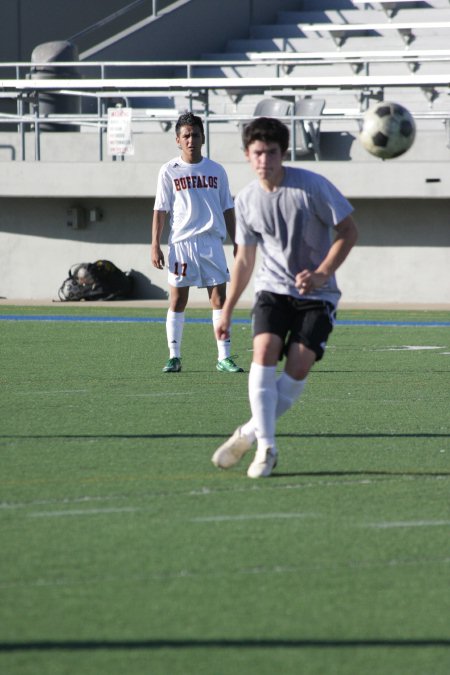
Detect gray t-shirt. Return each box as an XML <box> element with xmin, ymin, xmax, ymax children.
<box><xmin>235</xmin><ymin>166</ymin><xmax>354</xmax><ymax>308</ymax></box>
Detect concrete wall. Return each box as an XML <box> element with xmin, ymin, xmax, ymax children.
<box><xmin>336</xmin><ymin>199</ymin><xmax>450</xmax><ymax>306</ymax></box>
<box><xmin>0</xmin><ymin>0</ymin><xmax>304</xmax><ymax>62</ymax></box>
<box><xmin>81</xmin><ymin>0</ymin><xmax>304</xmax><ymax>62</ymax></box>
<box><xmin>0</xmin><ymin>0</ymin><xmax>128</xmax><ymax>60</ymax></box>
<box><xmin>0</xmin><ymin>126</ymin><xmax>448</xmax><ymax>306</ymax></box>
<box><xmin>1</xmin><ymin>195</ymin><xmax>449</xmax><ymax>306</ymax></box>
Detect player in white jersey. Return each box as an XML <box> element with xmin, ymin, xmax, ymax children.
<box><xmin>151</xmin><ymin>112</ymin><xmax>243</xmax><ymax>373</ymax></box>
<box><xmin>211</xmin><ymin>117</ymin><xmax>358</xmax><ymax>478</ymax></box>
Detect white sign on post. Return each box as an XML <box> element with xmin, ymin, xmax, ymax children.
<box><xmin>107</xmin><ymin>107</ymin><xmax>135</xmax><ymax>156</ymax></box>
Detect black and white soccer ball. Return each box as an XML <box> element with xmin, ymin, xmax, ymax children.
<box><xmin>359</xmin><ymin>101</ymin><xmax>416</xmax><ymax>159</ymax></box>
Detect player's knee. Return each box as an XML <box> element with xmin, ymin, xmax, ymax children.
<box><xmin>285</xmin><ymin>355</ymin><xmax>315</xmax><ymax>381</ymax></box>
<box><xmin>209</xmin><ymin>284</ymin><xmax>226</xmax><ymax>309</ymax></box>
<box><xmin>291</xmin><ymin>365</ymin><xmax>311</xmax><ymax>381</ymax></box>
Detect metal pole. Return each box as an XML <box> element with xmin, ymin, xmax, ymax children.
<box><xmin>18</xmin><ymin>97</ymin><xmax>25</xmax><ymax>161</ymax></box>
<box><xmin>290</xmin><ymin>108</ymin><xmax>296</xmax><ymax>162</ymax></box>
<box><xmin>204</xmin><ymin>89</ymin><xmax>210</xmax><ymax>157</ymax></box>
<box><xmin>98</xmin><ymin>96</ymin><xmax>103</xmax><ymax>161</ymax></box>
<box><xmin>204</xmin><ymin>116</ymin><xmax>210</xmax><ymax>158</ymax></box>
<box><xmin>34</xmin><ymin>96</ymin><xmax>40</xmax><ymax>161</ymax></box>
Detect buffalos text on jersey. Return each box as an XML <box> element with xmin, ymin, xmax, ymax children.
<box><xmin>173</xmin><ymin>175</ymin><xmax>219</xmax><ymax>191</ymax></box>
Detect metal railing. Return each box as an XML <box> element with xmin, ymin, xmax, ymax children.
<box><xmin>3</xmin><ymin>50</ymin><xmax>450</xmax><ymax>80</ymax></box>
<box><xmin>0</xmin><ymin>58</ymin><xmax>449</xmax><ymax>161</ymax></box>
<box><xmin>1</xmin><ymin>105</ymin><xmax>449</xmax><ymax>162</ymax></box>
<box><xmin>67</xmin><ymin>0</ymin><xmax>180</xmax><ymax>48</ymax></box>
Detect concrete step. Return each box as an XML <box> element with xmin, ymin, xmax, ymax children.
<box><xmin>298</xmin><ymin>0</ymin><xmax>450</xmax><ymax>8</ymax></box>
<box><xmin>227</xmin><ymin>34</ymin><xmax>450</xmax><ymax>52</ymax></box>
<box><xmin>249</xmin><ymin>22</ymin><xmax>450</xmax><ymax>39</ymax></box>
<box><xmin>277</xmin><ymin>7</ymin><xmax>450</xmax><ymax>24</ymax></box>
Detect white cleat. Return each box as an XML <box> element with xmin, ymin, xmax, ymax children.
<box><xmin>211</xmin><ymin>426</ymin><xmax>254</xmax><ymax>469</ymax></box>
<box><xmin>247</xmin><ymin>447</ymin><xmax>278</xmax><ymax>479</ymax></box>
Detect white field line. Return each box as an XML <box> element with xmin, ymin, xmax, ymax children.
<box><xmin>16</xmin><ymin>389</ymin><xmax>89</xmax><ymax>396</ymax></box>
<box><xmin>0</xmin><ymin>480</ymin><xmax>380</xmax><ymax>510</ymax></box>
<box><xmin>14</xmin><ymin>390</ymin><xmax>181</xmax><ymax>398</ymax></box>
<box><xmin>0</xmin><ymin>495</ymin><xmax>120</xmax><ymax>509</ymax></box>
<box><xmin>29</xmin><ymin>507</ymin><xmax>142</xmax><ymax>517</ymax></box>
<box><xmin>23</xmin><ymin>509</ymin><xmax>450</xmax><ymax>529</ymax></box>
<box><xmin>124</xmin><ymin>392</ymin><xmax>187</xmax><ymax>397</ymax></box>
<box><xmin>26</xmin><ymin>508</ymin><xmax>317</xmax><ymax>521</ymax></box>
<box><xmin>1</xmin><ymin>557</ymin><xmax>450</xmax><ymax>590</ymax></box>
<box><xmin>1</xmin><ymin>473</ymin><xmax>448</xmax><ymax>512</ymax></box>
<box><xmin>191</xmin><ymin>512</ymin><xmax>316</xmax><ymax>522</ymax></box>
<box><xmin>366</xmin><ymin>520</ymin><xmax>450</xmax><ymax>529</ymax></box>
<box><xmin>374</xmin><ymin>345</ymin><xmax>446</xmax><ymax>351</ymax></box>
<box><xmin>14</xmin><ymin>390</ymin><xmax>248</xmax><ymax>399</ymax></box>
<box><xmin>124</xmin><ymin>392</ymin><xmax>249</xmax><ymax>398</ymax></box>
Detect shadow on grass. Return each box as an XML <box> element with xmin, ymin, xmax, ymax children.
<box><xmin>1</xmin><ymin>433</ymin><xmax>449</xmax><ymax>440</ymax></box>
<box><xmin>272</xmin><ymin>470</ymin><xmax>450</xmax><ymax>478</ymax></box>
<box><xmin>2</xmin><ymin>433</ymin><xmax>449</xmax><ymax>478</ymax></box>
<box><xmin>1</xmin><ymin>638</ymin><xmax>450</xmax><ymax>652</ymax></box>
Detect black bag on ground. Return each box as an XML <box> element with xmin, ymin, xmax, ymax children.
<box><xmin>58</xmin><ymin>260</ymin><xmax>133</xmax><ymax>301</ymax></box>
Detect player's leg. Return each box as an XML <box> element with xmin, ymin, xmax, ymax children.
<box><xmin>208</xmin><ymin>283</ymin><xmax>229</xmax><ymax>358</ymax></box>
<box><xmin>164</xmin><ymin>239</ymin><xmax>199</xmax><ymax>373</ymax></box>
<box><xmin>199</xmin><ymin>233</ymin><xmax>243</xmax><ymax>373</ymax></box>
<box><xmin>246</xmin><ymin>302</ymin><xmax>333</xmax><ymax>434</ymax></box>
<box><xmin>212</xmin><ymin>296</ymin><xmax>329</xmax><ymax>476</ymax></box>
<box><xmin>238</xmin><ymin>367</ymin><xmax>308</xmax><ymax>444</ymax></box>
<box><xmin>242</xmin><ymin>292</ymin><xmax>288</xmax><ymax>477</ymax></box>
<box><xmin>212</xmin><ymin>292</ymin><xmax>285</xmax><ymax>471</ymax></box>
<box><xmin>209</xmin><ymin>283</ymin><xmax>243</xmax><ymax>372</ymax></box>
<box><xmin>211</xmin><ymin>365</ymin><xmax>307</xmax><ymax>470</ymax></box>
<box><xmin>163</xmin><ymin>285</ymin><xmax>189</xmax><ymax>372</ymax></box>
<box><xmin>244</xmin><ymin>303</ymin><xmax>333</xmax><ymax>435</ymax></box>
<box><xmin>245</xmin><ymin>332</ymin><xmax>281</xmax><ymax>478</ymax></box>
<box><xmin>284</xmin><ymin>342</ymin><xmax>316</xmax><ymax>380</ymax></box>
<box><xmin>235</xmin><ymin>346</ymin><xmax>313</xmax><ymax>477</ymax></box>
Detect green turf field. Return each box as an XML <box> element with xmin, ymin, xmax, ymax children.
<box><xmin>1</xmin><ymin>306</ymin><xmax>449</xmax><ymax>675</ymax></box>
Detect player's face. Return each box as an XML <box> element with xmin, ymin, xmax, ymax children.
<box><xmin>245</xmin><ymin>140</ymin><xmax>284</xmax><ymax>187</ymax></box>
<box><xmin>177</xmin><ymin>124</ymin><xmax>204</xmax><ymax>163</ymax></box>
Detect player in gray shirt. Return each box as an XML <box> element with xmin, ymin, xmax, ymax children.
<box><xmin>212</xmin><ymin>117</ymin><xmax>358</xmax><ymax>478</ymax></box>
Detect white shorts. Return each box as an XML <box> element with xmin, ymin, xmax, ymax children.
<box><xmin>168</xmin><ymin>232</ymin><xmax>230</xmax><ymax>288</ymax></box>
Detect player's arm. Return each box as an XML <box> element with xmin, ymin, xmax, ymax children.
<box><xmin>223</xmin><ymin>207</ymin><xmax>238</xmax><ymax>256</ymax></box>
<box><xmin>296</xmin><ymin>214</ymin><xmax>358</xmax><ymax>294</ymax></box>
<box><xmin>215</xmin><ymin>243</ymin><xmax>257</xmax><ymax>340</ymax></box>
<box><xmin>151</xmin><ymin>210</ymin><xmax>167</xmax><ymax>269</ymax></box>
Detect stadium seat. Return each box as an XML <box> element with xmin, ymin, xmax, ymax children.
<box><xmin>253</xmin><ymin>97</ymin><xmax>293</xmax><ymax>119</ymax></box>
<box><xmin>294</xmin><ymin>97</ymin><xmax>326</xmax><ymax>160</ymax></box>
<box><xmin>238</xmin><ymin>97</ymin><xmax>292</xmax><ymax>142</ymax></box>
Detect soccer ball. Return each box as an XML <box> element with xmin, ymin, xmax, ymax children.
<box><xmin>359</xmin><ymin>101</ymin><xmax>416</xmax><ymax>159</ymax></box>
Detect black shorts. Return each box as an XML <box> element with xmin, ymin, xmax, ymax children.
<box><xmin>252</xmin><ymin>291</ymin><xmax>336</xmax><ymax>362</ymax></box>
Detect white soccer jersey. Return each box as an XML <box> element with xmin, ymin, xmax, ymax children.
<box><xmin>235</xmin><ymin>166</ymin><xmax>354</xmax><ymax>308</ymax></box>
<box><xmin>154</xmin><ymin>155</ymin><xmax>234</xmax><ymax>244</ymax></box>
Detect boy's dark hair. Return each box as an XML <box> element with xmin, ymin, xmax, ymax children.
<box><xmin>175</xmin><ymin>111</ymin><xmax>205</xmax><ymax>138</ymax></box>
<box><xmin>242</xmin><ymin>116</ymin><xmax>290</xmax><ymax>154</ymax></box>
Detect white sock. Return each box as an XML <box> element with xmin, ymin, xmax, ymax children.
<box><xmin>248</xmin><ymin>362</ymin><xmax>278</xmax><ymax>450</ymax></box>
<box><xmin>275</xmin><ymin>371</ymin><xmax>307</xmax><ymax>418</ymax></box>
<box><xmin>166</xmin><ymin>309</ymin><xmax>184</xmax><ymax>358</ymax></box>
<box><xmin>212</xmin><ymin>309</ymin><xmax>231</xmax><ymax>360</ymax></box>
<box><xmin>241</xmin><ymin>370</ymin><xmax>307</xmax><ymax>443</ymax></box>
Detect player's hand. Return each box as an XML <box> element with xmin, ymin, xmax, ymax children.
<box><xmin>295</xmin><ymin>270</ymin><xmax>328</xmax><ymax>294</ymax></box>
<box><xmin>151</xmin><ymin>245</ymin><xmax>165</xmax><ymax>270</ymax></box>
<box><xmin>215</xmin><ymin>319</ymin><xmax>231</xmax><ymax>341</ymax></box>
